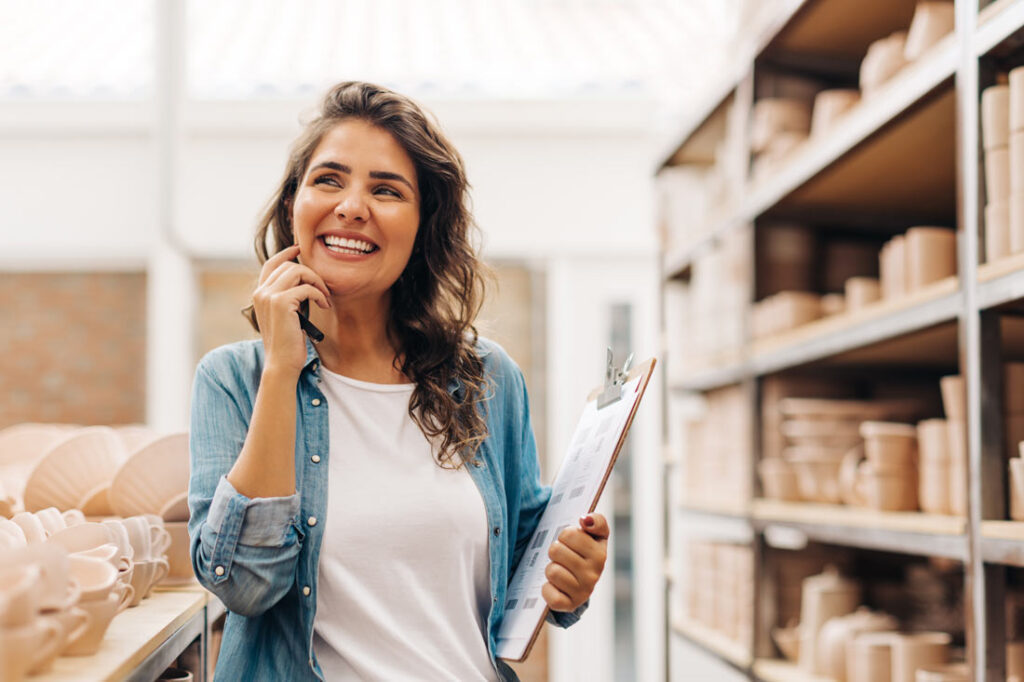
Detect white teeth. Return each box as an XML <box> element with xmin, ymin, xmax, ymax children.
<box><xmin>323</xmin><ymin>235</ymin><xmax>375</xmax><ymax>253</ymax></box>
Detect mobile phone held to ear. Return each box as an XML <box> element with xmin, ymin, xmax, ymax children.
<box><xmin>298</xmin><ymin>299</ymin><xmax>324</xmax><ymax>343</ymax></box>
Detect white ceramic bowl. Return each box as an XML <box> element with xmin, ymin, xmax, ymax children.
<box><xmin>110</xmin><ymin>433</ymin><xmax>189</xmax><ymax>518</ymax></box>
<box><xmin>22</xmin><ymin>426</ymin><xmax>126</xmax><ymax>512</ymax></box>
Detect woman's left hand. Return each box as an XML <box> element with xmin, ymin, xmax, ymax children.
<box><xmin>542</xmin><ymin>513</ymin><xmax>609</xmax><ymax>612</ymax></box>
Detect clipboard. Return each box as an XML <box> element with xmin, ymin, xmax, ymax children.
<box><xmin>495</xmin><ymin>350</ymin><xmax>657</xmax><ymax>662</ymax></box>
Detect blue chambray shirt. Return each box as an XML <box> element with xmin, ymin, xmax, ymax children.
<box><xmin>188</xmin><ymin>335</ymin><xmax>587</xmax><ymax>681</ymax></box>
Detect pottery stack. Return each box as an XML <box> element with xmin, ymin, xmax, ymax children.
<box><xmin>683</xmin><ymin>540</ymin><xmax>753</xmax><ymax>648</ymax></box>
<box><xmin>983</xmin><ymin>80</ymin><xmax>1012</xmax><ymax>261</ymax></box>
<box><xmin>1006</xmin><ymin>363</ymin><xmax>1024</xmax><ymax>520</ymax></box>
<box><xmin>939</xmin><ymin>376</ymin><xmax>968</xmax><ymax>516</ymax></box>
<box><xmin>1012</xmin><ymin>67</ymin><xmax>1024</xmax><ymax>255</ymax></box>
<box><xmin>682</xmin><ymin>385</ymin><xmax>752</xmax><ymax>510</ymax></box>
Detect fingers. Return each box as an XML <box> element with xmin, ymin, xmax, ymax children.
<box><xmin>541</xmin><ymin>581</ymin><xmax>576</xmax><ymax>613</ymax></box>
<box><xmin>275</xmin><ymin>284</ymin><xmax>331</xmax><ymax>311</ymax></box>
<box><xmin>554</xmin><ymin>526</ymin><xmax>607</xmax><ymax>570</ymax></box>
<box><xmin>259</xmin><ymin>244</ymin><xmax>300</xmax><ymax>284</ymax></box>
<box><xmin>547</xmin><ymin>538</ymin><xmax>591</xmax><ymax>581</ymax></box>
<box><xmin>260</xmin><ymin>261</ymin><xmax>332</xmax><ymax>303</ymax></box>
<box><xmin>580</xmin><ymin>513</ymin><xmax>611</xmax><ymax>541</ymax></box>
<box><xmin>544</xmin><ymin>560</ymin><xmax>582</xmax><ymax>594</ymax></box>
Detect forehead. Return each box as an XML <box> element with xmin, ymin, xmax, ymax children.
<box><xmin>308</xmin><ymin>120</ymin><xmax>417</xmax><ymax>185</ymax></box>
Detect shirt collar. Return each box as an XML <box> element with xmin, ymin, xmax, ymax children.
<box><xmin>304</xmin><ymin>336</ymin><xmax>462</xmax><ymax>397</ymax></box>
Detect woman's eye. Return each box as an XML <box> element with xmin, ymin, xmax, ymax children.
<box><xmin>375</xmin><ymin>186</ymin><xmax>401</xmax><ymax>198</ymax></box>
<box><xmin>313</xmin><ymin>176</ymin><xmax>340</xmax><ymax>187</ymax></box>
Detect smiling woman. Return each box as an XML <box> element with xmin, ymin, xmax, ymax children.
<box><xmin>188</xmin><ymin>81</ymin><xmax>607</xmax><ymax>682</ymax></box>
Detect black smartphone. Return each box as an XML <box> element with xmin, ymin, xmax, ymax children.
<box><xmin>298</xmin><ymin>299</ymin><xmax>324</xmax><ymax>343</ymax></box>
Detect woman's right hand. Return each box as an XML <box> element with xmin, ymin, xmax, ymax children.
<box><xmin>252</xmin><ymin>244</ymin><xmax>332</xmax><ymax>378</ymax></box>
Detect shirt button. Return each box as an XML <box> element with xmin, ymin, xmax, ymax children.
<box><xmin>311</xmin><ymin>362</ymin><xmax>318</xmax><ymax>371</ymax></box>
<box><xmin>308</xmin><ymin>516</ymin><xmax>318</xmax><ymax>526</ymax></box>
<box><xmin>493</xmin><ymin>527</ymin><xmax>501</xmax><ymax>536</ymax></box>
<box><xmin>311</xmin><ymin>398</ymin><xmax>321</xmax><ymax>406</ymax></box>
<box><xmin>303</xmin><ymin>586</ymin><xmax>311</xmax><ymax>596</ymax></box>
<box><xmin>214</xmin><ymin>566</ymin><xmax>225</xmax><ymax>576</ymax></box>
<box><xmin>311</xmin><ymin>455</ymin><xmax>321</xmax><ymax>463</ymax></box>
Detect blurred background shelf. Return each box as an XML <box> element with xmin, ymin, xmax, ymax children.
<box><xmin>978</xmin><ymin>253</ymin><xmax>1024</xmax><ymax>310</ymax></box>
<box><xmin>671</xmin><ymin>617</ymin><xmax>753</xmax><ymax>671</ymax></box>
<box><xmin>977</xmin><ymin>0</ymin><xmax>1024</xmax><ymax>56</ymax></box>
<box><xmin>753</xmin><ymin>499</ymin><xmax>967</xmax><ymax>559</ymax></box>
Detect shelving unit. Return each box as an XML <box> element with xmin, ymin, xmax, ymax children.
<box><xmin>658</xmin><ymin>1</ymin><xmax>1024</xmax><ymax>681</ymax></box>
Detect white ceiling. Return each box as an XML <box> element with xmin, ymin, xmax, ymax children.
<box><xmin>0</xmin><ymin>0</ymin><xmax>741</xmax><ymax>105</ymax></box>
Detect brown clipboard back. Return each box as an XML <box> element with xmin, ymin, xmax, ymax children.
<box><xmin>500</xmin><ymin>356</ymin><xmax>657</xmax><ymax>663</ymax></box>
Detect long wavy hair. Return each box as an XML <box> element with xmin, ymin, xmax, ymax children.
<box><xmin>243</xmin><ymin>81</ymin><xmax>491</xmax><ymax>469</ymax></box>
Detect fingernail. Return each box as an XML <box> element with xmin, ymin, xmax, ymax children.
<box><xmin>581</xmin><ymin>515</ymin><xmax>594</xmax><ymax>528</ymax></box>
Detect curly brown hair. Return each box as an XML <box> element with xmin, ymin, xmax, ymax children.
<box><xmin>243</xmin><ymin>81</ymin><xmax>492</xmax><ymax>469</ymax></box>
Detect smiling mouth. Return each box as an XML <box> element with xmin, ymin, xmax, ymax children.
<box><xmin>321</xmin><ymin>235</ymin><xmax>379</xmax><ymax>255</ymax></box>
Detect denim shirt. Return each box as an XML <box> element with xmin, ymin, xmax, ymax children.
<box><xmin>188</xmin><ymin>336</ymin><xmax>587</xmax><ymax>681</ymax></box>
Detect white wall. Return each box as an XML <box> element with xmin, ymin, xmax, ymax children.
<box><xmin>0</xmin><ymin>97</ymin><xmax>665</xmax><ymax>681</ymax></box>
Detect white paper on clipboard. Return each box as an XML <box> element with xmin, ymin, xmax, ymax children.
<box><xmin>495</xmin><ymin>368</ymin><xmax>650</xmax><ymax>662</ymax></box>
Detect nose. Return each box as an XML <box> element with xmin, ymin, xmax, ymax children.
<box><xmin>334</xmin><ymin>192</ymin><xmax>369</xmax><ymax>223</ymax></box>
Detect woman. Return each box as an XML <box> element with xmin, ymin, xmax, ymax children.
<box><xmin>188</xmin><ymin>81</ymin><xmax>609</xmax><ymax>681</ymax></box>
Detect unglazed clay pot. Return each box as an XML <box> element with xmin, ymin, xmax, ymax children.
<box><xmin>849</xmin><ymin>631</ymin><xmax>899</xmax><ymax>682</ymax></box>
<box><xmin>1012</xmin><ymin>192</ymin><xmax>1024</xmax><ymax>254</ymax></box>
<box><xmin>759</xmin><ymin>458</ymin><xmax>801</xmax><ymax>501</ymax></box>
<box><xmin>1012</xmin><ymin>66</ymin><xmax>1024</xmax><ymax>132</ymax></box>
<box><xmin>861</xmin><ymin>32</ymin><xmax>909</xmax><ymax>96</ymax></box>
<box><xmin>940</xmin><ymin>376</ymin><xmax>965</xmax><ymax>420</ymax></box>
<box><xmin>787</xmin><ymin>451</ymin><xmax>844</xmax><ymax>504</ymax></box>
<box><xmin>904</xmin><ymin>1</ymin><xmax>955</xmax><ymax>62</ymax></box>
<box><xmin>861</xmin><ymin>422</ymin><xmax>918</xmax><ymax>473</ymax></box>
<box><xmin>948</xmin><ymin>419</ymin><xmax>967</xmax><ymax>516</ymax></box>
<box><xmin>880</xmin><ymin>235</ymin><xmax>908</xmax><ymax>301</ymax></box>
<box><xmin>890</xmin><ymin>632</ymin><xmax>951</xmax><ymax>682</ymax></box>
<box><xmin>987</xmin><ymin>200</ymin><xmax>1012</xmax><ymax>262</ymax></box>
<box><xmin>905</xmin><ymin>227</ymin><xmax>957</xmax><ymax>291</ymax></box>
<box><xmin>821</xmin><ymin>293</ymin><xmax>846</xmax><ymax>316</ymax></box>
<box><xmin>1010</xmin><ymin>458</ymin><xmax>1024</xmax><ymax>521</ymax></box>
<box><xmin>817</xmin><ymin>608</ymin><xmax>898</xmax><ymax>681</ymax></box>
<box><xmin>751</xmin><ymin>98</ymin><xmax>812</xmax><ymax>153</ymax></box>
<box><xmin>772</xmin><ymin>624</ymin><xmax>801</xmax><ymax>661</ymax></box>
<box><xmin>798</xmin><ymin>566</ymin><xmax>861</xmax><ymax>672</ymax></box>
<box><xmin>983</xmin><ymin>84</ymin><xmax>1011</xmax><ymax>150</ymax></box>
<box><xmin>988</xmin><ymin>147</ymin><xmax>1011</xmax><ymax>203</ymax></box>
<box><xmin>861</xmin><ymin>468</ymin><xmax>919</xmax><ymax>512</ymax></box>
<box><xmin>811</xmin><ymin>89</ymin><xmax>860</xmax><ymax>136</ymax></box>
<box><xmin>919</xmin><ymin>460</ymin><xmax>951</xmax><ymax>515</ymax></box>
<box><xmin>0</xmin><ymin>618</ymin><xmax>62</xmax><ymax>682</ymax></box>
<box><xmin>845</xmin><ymin>277</ymin><xmax>881</xmax><ymax>311</ymax></box>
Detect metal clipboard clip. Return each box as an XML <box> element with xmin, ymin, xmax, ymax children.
<box><xmin>597</xmin><ymin>348</ymin><xmax>634</xmax><ymax>409</ymax></box>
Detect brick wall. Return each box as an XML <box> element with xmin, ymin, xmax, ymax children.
<box><xmin>0</xmin><ymin>272</ymin><xmax>146</xmax><ymax>428</ymax></box>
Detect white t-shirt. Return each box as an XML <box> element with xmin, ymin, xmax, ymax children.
<box><xmin>311</xmin><ymin>366</ymin><xmax>498</xmax><ymax>681</ymax></box>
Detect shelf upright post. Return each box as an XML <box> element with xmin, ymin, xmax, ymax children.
<box><xmin>955</xmin><ymin>0</ymin><xmax>990</xmax><ymax>679</ymax></box>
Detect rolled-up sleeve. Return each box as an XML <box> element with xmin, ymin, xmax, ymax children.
<box><xmin>188</xmin><ymin>358</ymin><xmax>303</xmax><ymax>618</ymax></box>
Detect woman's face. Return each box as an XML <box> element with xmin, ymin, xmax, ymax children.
<box><xmin>291</xmin><ymin>119</ymin><xmax>420</xmax><ymax>301</ymax></box>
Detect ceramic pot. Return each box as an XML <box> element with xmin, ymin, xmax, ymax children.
<box><xmin>983</xmin><ymin>84</ymin><xmax>1011</xmax><ymax>149</ymax></box>
<box><xmin>1012</xmin><ymin>66</ymin><xmax>1024</xmax><ymax>132</ymax></box>
<box><xmin>904</xmin><ymin>1</ymin><xmax>955</xmax><ymax>62</ymax></box>
<box><xmin>1011</xmin><ymin>459</ymin><xmax>1024</xmax><ymax>521</ymax></box>
<box><xmin>940</xmin><ymin>376</ymin><xmax>965</xmax><ymax>420</ymax></box>
<box><xmin>919</xmin><ymin>460</ymin><xmax>951</xmax><ymax>515</ymax></box>
<box><xmin>811</xmin><ymin>89</ymin><xmax>860</xmax><ymax>136</ymax></box>
<box><xmin>821</xmin><ymin>293</ymin><xmax>846</xmax><ymax>316</ymax></box>
<box><xmin>988</xmin><ymin>147</ymin><xmax>1011</xmax><ymax>203</ymax></box>
<box><xmin>817</xmin><ymin>608</ymin><xmax>898</xmax><ymax>681</ymax></box>
<box><xmin>772</xmin><ymin>625</ymin><xmax>800</xmax><ymax>661</ymax></box>
<box><xmin>861</xmin><ymin>32</ymin><xmax>909</xmax><ymax>96</ymax></box>
<box><xmin>0</xmin><ymin>564</ymin><xmax>41</xmax><ymax>628</ymax></box>
<box><xmin>987</xmin><ymin>200</ymin><xmax>1011</xmax><ymax>262</ymax></box>
<box><xmin>845</xmin><ymin>278</ymin><xmax>881</xmax><ymax>311</ymax></box>
<box><xmin>848</xmin><ymin>631</ymin><xmax>899</xmax><ymax>682</ymax></box>
<box><xmin>62</xmin><ymin>591</ymin><xmax>125</xmax><ymax>656</ymax></box>
<box><xmin>1012</xmin><ymin>193</ymin><xmax>1024</xmax><ymax>254</ymax></box>
<box><xmin>861</xmin><ymin>422</ymin><xmax>918</xmax><ymax>473</ymax></box>
<box><xmin>788</xmin><ymin>453</ymin><xmax>844</xmax><ymax>504</ymax></box>
<box><xmin>890</xmin><ymin>632</ymin><xmax>951</xmax><ymax>682</ymax></box>
<box><xmin>28</xmin><ymin>608</ymin><xmax>89</xmax><ymax>674</ymax></box>
<box><xmin>905</xmin><ymin>227</ymin><xmax>957</xmax><ymax>291</ymax></box>
<box><xmin>759</xmin><ymin>458</ymin><xmax>801</xmax><ymax>501</ymax></box>
<box><xmin>798</xmin><ymin>566</ymin><xmax>861</xmax><ymax>672</ymax></box>
<box><xmin>862</xmin><ymin>468</ymin><xmax>919</xmax><ymax>512</ymax></box>
<box><xmin>880</xmin><ymin>236</ymin><xmax>907</xmax><ymax>300</ymax></box>
<box><xmin>751</xmin><ymin>98</ymin><xmax>812</xmax><ymax>153</ymax></box>
<box><xmin>0</xmin><ymin>618</ymin><xmax>62</xmax><ymax>682</ymax></box>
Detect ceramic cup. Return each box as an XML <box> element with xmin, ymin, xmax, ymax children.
<box><xmin>100</xmin><ymin>519</ymin><xmax>134</xmax><ymax>562</ymax></box>
<box><xmin>28</xmin><ymin>608</ymin><xmax>89</xmax><ymax>674</ymax></box>
<box><xmin>68</xmin><ymin>555</ymin><xmax>118</xmax><ymax>602</ymax></box>
<box><xmin>62</xmin><ymin>591</ymin><xmax>125</xmax><ymax>657</ymax></box>
<box><xmin>0</xmin><ymin>543</ymin><xmax>76</xmax><ymax>612</ymax></box>
<box><xmin>47</xmin><ymin>522</ymin><xmax>113</xmax><ymax>555</ymax></box>
<box><xmin>61</xmin><ymin>509</ymin><xmax>86</xmax><ymax>527</ymax></box>
<box><xmin>129</xmin><ymin>558</ymin><xmax>170</xmax><ymax>606</ymax></box>
<box><xmin>143</xmin><ymin>515</ymin><xmax>172</xmax><ymax>558</ymax></box>
<box><xmin>0</xmin><ymin>520</ymin><xmax>27</xmax><ymax>549</ymax></box>
<box><xmin>0</xmin><ymin>618</ymin><xmax>62</xmax><ymax>682</ymax></box>
<box><xmin>11</xmin><ymin>512</ymin><xmax>47</xmax><ymax>545</ymax></box>
<box><xmin>123</xmin><ymin>516</ymin><xmax>153</xmax><ymax>561</ymax></box>
<box><xmin>157</xmin><ymin>668</ymin><xmax>194</xmax><ymax>681</ymax></box>
<box><xmin>891</xmin><ymin>632</ymin><xmax>951</xmax><ymax>682</ymax></box>
<box><xmin>0</xmin><ymin>564</ymin><xmax>42</xmax><ymax>628</ymax></box>
<box><xmin>34</xmin><ymin>507</ymin><xmax>66</xmax><ymax>537</ymax></box>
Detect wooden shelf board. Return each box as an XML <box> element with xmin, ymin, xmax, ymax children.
<box><xmin>979</xmin><ymin>251</ymin><xmax>1024</xmax><ymax>284</ymax></box>
<box><xmin>978</xmin><ymin>253</ymin><xmax>1024</xmax><ymax>310</ymax></box>
<box><xmin>753</xmin><ymin>499</ymin><xmax>966</xmax><ymax>536</ymax></box>
<box><xmin>750</xmin><ymin>276</ymin><xmax>960</xmax><ymax>371</ymax></box>
<box><xmin>762</xmin><ymin>0</ymin><xmax>918</xmax><ymax>62</ymax></box>
<box><xmin>754</xmin><ymin>658</ymin><xmax>835</xmax><ymax>682</ymax></box>
<box><xmin>745</xmin><ymin>45</ymin><xmax>957</xmax><ymax>221</ymax></box>
<box><xmin>982</xmin><ymin>520</ymin><xmax>1024</xmax><ymax>541</ymax></box>
<box><xmin>34</xmin><ymin>589</ymin><xmax>207</xmax><ymax>682</ymax></box>
<box><xmin>679</xmin><ymin>500</ymin><xmax>752</xmax><ymax>519</ymax></box>
<box><xmin>671</xmin><ymin>617</ymin><xmax>753</xmax><ymax>669</ymax></box>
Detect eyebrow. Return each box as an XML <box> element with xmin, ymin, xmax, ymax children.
<box><xmin>309</xmin><ymin>161</ymin><xmax>415</xmax><ymax>193</ymax></box>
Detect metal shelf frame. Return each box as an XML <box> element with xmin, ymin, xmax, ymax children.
<box><xmin>659</xmin><ymin>1</ymin><xmax>1024</xmax><ymax>681</ymax></box>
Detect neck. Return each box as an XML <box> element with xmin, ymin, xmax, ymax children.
<box><xmin>307</xmin><ymin>292</ymin><xmax>407</xmax><ymax>384</ymax></box>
